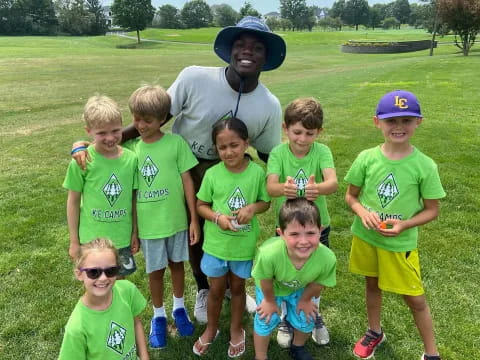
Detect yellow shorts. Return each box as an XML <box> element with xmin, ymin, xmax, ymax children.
<box><xmin>349</xmin><ymin>235</ymin><xmax>424</xmax><ymax>296</ymax></box>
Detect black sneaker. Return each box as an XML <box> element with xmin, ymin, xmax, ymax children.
<box><xmin>421</xmin><ymin>354</ymin><xmax>441</xmax><ymax>360</ymax></box>
<box><xmin>290</xmin><ymin>344</ymin><xmax>313</xmax><ymax>360</ymax></box>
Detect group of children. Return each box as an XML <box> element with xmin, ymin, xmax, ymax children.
<box><xmin>59</xmin><ymin>87</ymin><xmax>445</xmax><ymax>360</ymax></box>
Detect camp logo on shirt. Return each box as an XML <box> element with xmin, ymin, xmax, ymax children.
<box><xmin>227</xmin><ymin>187</ymin><xmax>251</xmax><ymax>232</ymax></box>
<box><xmin>106</xmin><ymin>321</ymin><xmax>127</xmax><ymax>355</ymax></box>
<box><xmin>294</xmin><ymin>169</ymin><xmax>308</xmax><ymax>197</ymax></box>
<box><xmin>377</xmin><ymin>173</ymin><xmax>399</xmax><ymax>208</ymax></box>
<box><xmin>140</xmin><ymin>155</ymin><xmax>159</xmax><ymax>187</ymax></box>
<box><xmin>103</xmin><ymin>174</ymin><xmax>122</xmax><ymax>207</ymax></box>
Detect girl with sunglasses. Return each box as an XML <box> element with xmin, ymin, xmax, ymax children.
<box><xmin>59</xmin><ymin>238</ymin><xmax>149</xmax><ymax>360</ymax></box>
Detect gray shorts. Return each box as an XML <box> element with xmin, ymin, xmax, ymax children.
<box><xmin>118</xmin><ymin>246</ymin><xmax>136</xmax><ymax>276</ymax></box>
<box><xmin>140</xmin><ymin>230</ymin><xmax>189</xmax><ymax>273</ymax></box>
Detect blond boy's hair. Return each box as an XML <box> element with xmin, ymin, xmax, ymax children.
<box><xmin>83</xmin><ymin>95</ymin><xmax>122</xmax><ymax>129</ymax></box>
<box><xmin>128</xmin><ymin>85</ymin><xmax>171</xmax><ymax>121</ymax></box>
<box><xmin>74</xmin><ymin>237</ymin><xmax>119</xmax><ymax>269</ymax></box>
<box><xmin>284</xmin><ymin>97</ymin><xmax>323</xmax><ymax>130</ymax></box>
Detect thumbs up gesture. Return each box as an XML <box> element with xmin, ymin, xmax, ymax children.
<box><xmin>305</xmin><ymin>175</ymin><xmax>319</xmax><ymax>201</ymax></box>
<box><xmin>284</xmin><ymin>176</ymin><xmax>298</xmax><ymax>199</ymax></box>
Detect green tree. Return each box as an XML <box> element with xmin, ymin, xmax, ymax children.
<box><xmin>280</xmin><ymin>0</ymin><xmax>309</xmax><ymax>31</ymax></box>
<box><xmin>239</xmin><ymin>1</ymin><xmax>261</xmax><ymax>18</ymax></box>
<box><xmin>330</xmin><ymin>0</ymin><xmax>346</xmax><ymax>29</ymax></box>
<box><xmin>56</xmin><ymin>0</ymin><xmax>94</xmax><ymax>35</ymax></box>
<box><xmin>368</xmin><ymin>4</ymin><xmax>383</xmax><ymax>30</ymax></box>
<box><xmin>213</xmin><ymin>3</ymin><xmax>238</xmax><ymax>27</ymax></box>
<box><xmin>265</xmin><ymin>16</ymin><xmax>280</xmax><ymax>30</ymax></box>
<box><xmin>392</xmin><ymin>0</ymin><xmax>411</xmax><ymax>24</ymax></box>
<box><xmin>111</xmin><ymin>0</ymin><xmax>155</xmax><ymax>43</ymax></box>
<box><xmin>5</xmin><ymin>0</ymin><xmax>58</xmax><ymax>35</ymax></box>
<box><xmin>438</xmin><ymin>0</ymin><xmax>480</xmax><ymax>55</ymax></box>
<box><xmin>344</xmin><ymin>0</ymin><xmax>370</xmax><ymax>30</ymax></box>
<box><xmin>85</xmin><ymin>0</ymin><xmax>107</xmax><ymax>34</ymax></box>
<box><xmin>157</xmin><ymin>4</ymin><xmax>182</xmax><ymax>28</ymax></box>
<box><xmin>180</xmin><ymin>0</ymin><xmax>212</xmax><ymax>28</ymax></box>
<box><xmin>382</xmin><ymin>16</ymin><xmax>401</xmax><ymax>29</ymax></box>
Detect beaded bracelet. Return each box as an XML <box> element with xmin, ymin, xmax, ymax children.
<box><xmin>213</xmin><ymin>211</ymin><xmax>222</xmax><ymax>225</ymax></box>
<box><xmin>70</xmin><ymin>146</ymin><xmax>87</xmax><ymax>155</ymax></box>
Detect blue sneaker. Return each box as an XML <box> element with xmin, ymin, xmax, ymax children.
<box><xmin>172</xmin><ymin>308</ymin><xmax>194</xmax><ymax>336</ymax></box>
<box><xmin>149</xmin><ymin>316</ymin><xmax>167</xmax><ymax>349</ymax></box>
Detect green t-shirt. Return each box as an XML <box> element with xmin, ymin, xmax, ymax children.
<box><xmin>252</xmin><ymin>237</ymin><xmax>336</xmax><ymax>296</ymax></box>
<box><xmin>124</xmin><ymin>134</ymin><xmax>198</xmax><ymax>239</ymax></box>
<box><xmin>58</xmin><ymin>280</ymin><xmax>147</xmax><ymax>360</ymax></box>
<box><xmin>344</xmin><ymin>146</ymin><xmax>446</xmax><ymax>252</ymax></box>
<box><xmin>267</xmin><ymin>142</ymin><xmax>334</xmax><ymax>227</ymax></box>
<box><xmin>63</xmin><ymin>146</ymin><xmax>138</xmax><ymax>248</ymax></box>
<box><xmin>197</xmin><ymin>160</ymin><xmax>270</xmax><ymax>261</ymax></box>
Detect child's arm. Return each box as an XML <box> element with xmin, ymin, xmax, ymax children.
<box><xmin>266</xmin><ymin>174</ymin><xmax>298</xmax><ymax>199</ymax></box>
<box><xmin>181</xmin><ymin>171</ymin><xmax>200</xmax><ymax>245</ymax></box>
<box><xmin>345</xmin><ymin>184</ymin><xmax>382</xmax><ymax>230</ymax></box>
<box><xmin>66</xmin><ymin>190</ymin><xmax>82</xmax><ymax>260</ymax></box>
<box><xmin>304</xmin><ymin>168</ymin><xmax>338</xmax><ymax>201</ymax></box>
<box><xmin>131</xmin><ymin>191</ymin><xmax>139</xmax><ymax>254</ymax></box>
<box><xmin>257</xmin><ymin>279</ymin><xmax>280</xmax><ymax>324</ymax></box>
<box><xmin>71</xmin><ymin>141</ymin><xmax>91</xmax><ymax>171</ymax></box>
<box><xmin>379</xmin><ymin>199</ymin><xmax>440</xmax><ymax>237</ymax></box>
<box><xmin>234</xmin><ymin>200</ymin><xmax>270</xmax><ymax>225</ymax></box>
<box><xmin>296</xmin><ymin>282</ymin><xmax>323</xmax><ymax>322</ymax></box>
<box><xmin>197</xmin><ymin>199</ymin><xmax>237</xmax><ymax>231</ymax></box>
<box><xmin>134</xmin><ymin>316</ymin><xmax>149</xmax><ymax>360</ymax></box>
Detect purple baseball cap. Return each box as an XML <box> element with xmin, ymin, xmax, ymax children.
<box><xmin>214</xmin><ymin>16</ymin><xmax>286</xmax><ymax>71</ymax></box>
<box><xmin>376</xmin><ymin>90</ymin><xmax>422</xmax><ymax>119</ymax></box>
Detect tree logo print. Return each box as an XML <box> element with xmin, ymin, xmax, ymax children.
<box><xmin>140</xmin><ymin>155</ymin><xmax>159</xmax><ymax>187</ymax></box>
<box><xmin>106</xmin><ymin>321</ymin><xmax>127</xmax><ymax>355</ymax></box>
<box><xmin>294</xmin><ymin>168</ymin><xmax>308</xmax><ymax>197</ymax></box>
<box><xmin>103</xmin><ymin>174</ymin><xmax>122</xmax><ymax>207</ymax></box>
<box><xmin>227</xmin><ymin>187</ymin><xmax>247</xmax><ymax>212</ymax></box>
<box><xmin>377</xmin><ymin>173</ymin><xmax>399</xmax><ymax>208</ymax></box>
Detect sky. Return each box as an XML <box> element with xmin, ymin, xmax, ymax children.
<box><xmin>103</xmin><ymin>0</ymin><xmax>414</xmax><ymax>14</ymax></box>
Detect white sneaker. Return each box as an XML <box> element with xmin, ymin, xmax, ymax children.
<box><xmin>276</xmin><ymin>320</ymin><xmax>292</xmax><ymax>348</ymax></box>
<box><xmin>194</xmin><ymin>289</ymin><xmax>208</xmax><ymax>324</ymax></box>
<box><xmin>224</xmin><ymin>289</ymin><xmax>257</xmax><ymax>314</ymax></box>
<box><xmin>311</xmin><ymin>313</ymin><xmax>330</xmax><ymax>345</ymax></box>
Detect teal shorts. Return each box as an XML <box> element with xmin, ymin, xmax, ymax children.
<box><xmin>254</xmin><ymin>286</ymin><xmax>315</xmax><ymax>336</ymax></box>
<box><xmin>200</xmin><ymin>252</ymin><xmax>252</xmax><ymax>279</ymax></box>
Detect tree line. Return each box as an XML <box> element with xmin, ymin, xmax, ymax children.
<box><xmin>1</xmin><ymin>0</ymin><xmax>478</xmax><ymax>55</ymax></box>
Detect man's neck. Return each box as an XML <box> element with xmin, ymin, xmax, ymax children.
<box><xmin>225</xmin><ymin>66</ymin><xmax>260</xmax><ymax>93</ymax></box>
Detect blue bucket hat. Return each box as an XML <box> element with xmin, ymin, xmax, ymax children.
<box><xmin>376</xmin><ymin>90</ymin><xmax>422</xmax><ymax>119</ymax></box>
<box><xmin>214</xmin><ymin>16</ymin><xmax>286</xmax><ymax>71</ymax></box>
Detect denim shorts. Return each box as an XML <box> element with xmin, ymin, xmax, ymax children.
<box><xmin>200</xmin><ymin>252</ymin><xmax>252</xmax><ymax>279</ymax></box>
<box><xmin>140</xmin><ymin>230</ymin><xmax>189</xmax><ymax>273</ymax></box>
<box><xmin>254</xmin><ymin>286</ymin><xmax>316</xmax><ymax>336</ymax></box>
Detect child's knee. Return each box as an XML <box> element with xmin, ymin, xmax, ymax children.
<box><xmin>404</xmin><ymin>294</ymin><xmax>428</xmax><ymax>312</ymax></box>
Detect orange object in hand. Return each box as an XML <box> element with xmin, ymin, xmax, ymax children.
<box><xmin>380</xmin><ymin>222</ymin><xmax>392</xmax><ymax>229</ymax></box>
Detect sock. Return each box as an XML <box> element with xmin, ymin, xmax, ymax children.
<box><xmin>173</xmin><ymin>295</ymin><xmax>185</xmax><ymax>311</ymax></box>
<box><xmin>280</xmin><ymin>300</ymin><xmax>287</xmax><ymax>319</ymax></box>
<box><xmin>153</xmin><ymin>306</ymin><xmax>166</xmax><ymax>318</ymax></box>
<box><xmin>313</xmin><ymin>296</ymin><xmax>320</xmax><ymax>309</ymax></box>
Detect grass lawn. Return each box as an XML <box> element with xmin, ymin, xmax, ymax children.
<box><xmin>0</xmin><ymin>27</ymin><xmax>478</xmax><ymax>359</ymax></box>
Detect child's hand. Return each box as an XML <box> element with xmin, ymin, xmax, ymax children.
<box><xmin>284</xmin><ymin>176</ymin><xmax>298</xmax><ymax>199</ymax></box>
<box><xmin>131</xmin><ymin>234</ymin><xmax>139</xmax><ymax>254</ymax></box>
<box><xmin>305</xmin><ymin>175</ymin><xmax>320</xmax><ymax>201</ymax></box>
<box><xmin>71</xmin><ymin>141</ymin><xmax>91</xmax><ymax>171</ymax></box>
<box><xmin>69</xmin><ymin>242</ymin><xmax>80</xmax><ymax>260</ymax></box>
<box><xmin>189</xmin><ymin>220</ymin><xmax>201</xmax><ymax>245</ymax></box>
<box><xmin>359</xmin><ymin>210</ymin><xmax>381</xmax><ymax>230</ymax></box>
<box><xmin>377</xmin><ymin>219</ymin><xmax>404</xmax><ymax>237</ymax></box>
<box><xmin>296</xmin><ymin>299</ymin><xmax>317</xmax><ymax>324</ymax></box>
<box><xmin>233</xmin><ymin>204</ymin><xmax>255</xmax><ymax>225</ymax></box>
<box><xmin>217</xmin><ymin>213</ymin><xmax>238</xmax><ymax>231</ymax></box>
<box><xmin>256</xmin><ymin>299</ymin><xmax>280</xmax><ymax>324</ymax></box>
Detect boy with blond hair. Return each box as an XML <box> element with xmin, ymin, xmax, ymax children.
<box><xmin>345</xmin><ymin>90</ymin><xmax>445</xmax><ymax>360</ymax></box>
<box><xmin>63</xmin><ymin>95</ymin><xmax>138</xmax><ymax>277</ymax></box>
<box><xmin>266</xmin><ymin>97</ymin><xmax>337</xmax><ymax>346</ymax></box>
<box><xmin>124</xmin><ymin>85</ymin><xmax>199</xmax><ymax>349</ymax></box>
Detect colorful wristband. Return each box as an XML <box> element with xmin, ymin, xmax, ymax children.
<box><xmin>213</xmin><ymin>211</ymin><xmax>222</xmax><ymax>225</ymax></box>
<box><xmin>70</xmin><ymin>146</ymin><xmax>87</xmax><ymax>155</ymax></box>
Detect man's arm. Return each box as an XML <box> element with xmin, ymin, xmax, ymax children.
<box><xmin>257</xmin><ymin>150</ymin><xmax>269</xmax><ymax>163</ymax></box>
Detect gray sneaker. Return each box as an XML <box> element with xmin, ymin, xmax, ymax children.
<box><xmin>311</xmin><ymin>313</ymin><xmax>329</xmax><ymax>345</ymax></box>
<box><xmin>276</xmin><ymin>319</ymin><xmax>292</xmax><ymax>348</ymax></box>
<box><xmin>194</xmin><ymin>289</ymin><xmax>208</xmax><ymax>324</ymax></box>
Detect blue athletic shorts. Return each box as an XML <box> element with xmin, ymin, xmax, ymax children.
<box><xmin>200</xmin><ymin>252</ymin><xmax>252</xmax><ymax>279</ymax></box>
<box><xmin>254</xmin><ymin>286</ymin><xmax>315</xmax><ymax>336</ymax></box>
